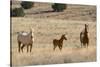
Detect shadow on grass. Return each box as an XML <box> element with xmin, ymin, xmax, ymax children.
<box><xmin>26</xmin><ymin>10</ymin><xmax>55</xmax><ymax>15</ymax></box>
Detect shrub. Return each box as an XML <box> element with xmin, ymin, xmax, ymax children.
<box><xmin>11</xmin><ymin>7</ymin><xmax>25</xmax><ymax>17</ymax></box>
<box><xmin>52</xmin><ymin>3</ymin><xmax>67</xmax><ymax>12</ymax></box>
<box><xmin>21</xmin><ymin>1</ymin><xmax>34</xmax><ymax>9</ymax></box>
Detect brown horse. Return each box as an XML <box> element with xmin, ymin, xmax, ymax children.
<box><xmin>53</xmin><ymin>34</ymin><xmax>67</xmax><ymax>51</ymax></box>
<box><xmin>80</xmin><ymin>24</ymin><xmax>89</xmax><ymax>48</ymax></box>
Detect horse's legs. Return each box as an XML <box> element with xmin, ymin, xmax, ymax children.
<box><xmin>86</xmin><ymin>43</ymin><xmax>89</xmax><ymax>48</ymax></box>
<box><xmin>30</xmin><ymin>44</ymin><xmax>32</xmax><ymax>52</ymax></box>
<box><xmin>21</xmin><ymin>44</ymin><xmax>25</xmax><ymax>52</ymax></box>
<box><xmin>60</xmin><ymin>46</ymin><xmax>62</xmax><ymax>50</ymax></box>
<box><xmin>59</xmin><ymin>46</ymin><xmax>61</xmax><ymax>50</ymax></box>
<box><xmin>18</xmin><ymin>41</ymin><xmax>21</xmax><ymax>52</ymax></box>
<box><xmin>81</xmin><ymin>42</ymin><xmax>83</xmax><ymax>48</ymax></box>
<box><xmin>83</xmin><ymin>43</ymin><xmax>86</xmax><ymax>48</ymax></box>
<box><xmin>53</xmin><ymin>45</ymin><xmax>57</xmax><ymax>51</ymax></box>
<box><xmin>59</xmin><ymin>45</ymin><xmax>62</xmax><ymax>51</ymax></box>
<box><xmin>87</xmin><ymin>40</ymin><xmax>89</xmax><ymax>48</ymax></box>
<box><xmin>27</xmin><ymin>45</ymin><xmax>29</xmax><ymax>52</ymax></box>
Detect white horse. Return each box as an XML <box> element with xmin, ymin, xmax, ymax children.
<box><xmin>17</xmin><ymin>28</ymin><xmax>34</xmax><ymax>52</ymax></box>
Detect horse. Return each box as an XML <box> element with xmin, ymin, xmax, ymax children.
<box><xmin>17</xmin><ymin>29</ymin><xmax>34</xmax><ymax>53</ymax></box>
<box><xmin>80</xmin><ymin>24</ymin><xmax>89</xmax><ymax>48</ymax></box>
<box><xmin>53</xmin><ymin>34</ymin><xmax>67</xmax><ymax>51</ymax></box>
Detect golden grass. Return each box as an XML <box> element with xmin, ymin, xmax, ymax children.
<box><xmin>11</xmin><ymin>18</ymin><xmax>96</xmax><ymax>66</ymax></box>
<box><xmin>12</xmin><ymin>46</ymin><xmax>96</xmax><ymax>66</ymax></box>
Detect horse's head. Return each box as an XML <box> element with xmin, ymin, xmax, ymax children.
<box><xmin>85</xmin><ymin>24</ymin><xmax>88</xmax><ymax>29</ymax></box>
<box><xmin>62</xmin><ymin>34</ymin><xmax>67</xmax><ymax>40</ymax></box>
<box><xmin>85</xmin><ymin>24</ymin><xmax>89</xmax><ymax>33</ymax></box>
<box><xmin>29</xmin><ymin>27</ymin><xmax>35</xmax><ymax>41</ymax></box>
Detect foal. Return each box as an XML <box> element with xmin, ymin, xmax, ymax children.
<box><xmin>53</xmin><ymin>34</ymin><xmax>67</xmax><ymax>51</ymax></box>
<box><xmin>80</xmin><ymin>24</ymin><xmax>89</xmax><ymax>48</ymax></box>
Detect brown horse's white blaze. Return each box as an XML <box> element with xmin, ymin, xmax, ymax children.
<box><xmin>53</xmin><ymin>34</ymin><xmax>67</xmax><ymax>51</ymax></box>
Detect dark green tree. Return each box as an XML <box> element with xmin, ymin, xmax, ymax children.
<box><xmin>52</xmin><ymin>3</ymin><xmax>67</xmax><ymax>12</ymax></box>
<box><xmin>21</xmin><ymin>1</ymin><xmax>34</xmax><ymax>9</ymax></box>
<box><xmin>11</xmin><ymin>7</ymin><xmax>25</xmax><ymax>17</ymax></box>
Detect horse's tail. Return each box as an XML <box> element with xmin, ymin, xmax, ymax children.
<box><xmin>53</xmin><ymin>39</ymin><xmax>58</xmax><ymax>49</ymax></box>
<box><xmin>80</xmin><ymin>32</ymin><xmax>83</xmax><ymax>47</ymax></box>
<box><xmin>80</xmin><ymin>32</ymin><xmax>82</xmax><ymax>42</ymax></box>
<box><xmin>53</xmin><ymin>39</ymin><xmax>56</xmax><ymax>46</ymax></box>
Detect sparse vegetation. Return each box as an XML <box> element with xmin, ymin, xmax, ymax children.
<box><xmin>52</xmin><ymin>3</ymin><xmax>67</xmax><ymax>12</ymax></box>
<box><xmin>11</xmin><ymin>7</ymin><xmax>25</xmax><ymax>17</ymax></box>
<box><xmin>11</xmin><ymin>18</ymin><xmax>96</xmax><ymax>66</ymax></box>
<box><xmin>21</xmin><ymin>1</ymin><xmax>34</xmax><ymax>9</ymax></box>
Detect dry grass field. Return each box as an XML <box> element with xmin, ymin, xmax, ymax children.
<box><xmin>11</xmin><ymin>1</ymin><xmax>96</xmax><ymax>66</ymax></box>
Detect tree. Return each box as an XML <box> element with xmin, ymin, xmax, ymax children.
<box><xmin>21</xmin><ymin>1</ymin><xmax>34</xmax><ymax>9</ymax></box>
<box><xmin>11</xmin><ymin>7</ymin><xmax>25</xmax><ymax>17</ymax></box>
<box><xmin>52</xmin><ymin>3</ymin><xmax>67</xmax><ymax>12</ymax></box>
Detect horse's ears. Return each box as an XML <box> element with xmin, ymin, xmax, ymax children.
<box><xmin>63</xmin><ymin>34</ymin><xmax>67</xmax><ymax>36</ymax></box>
<box><xmin>87</xmin><ymin>24</ymin><xmax>89</xmax><ymax>27</ymax></box>
<box><xmin>65</xmin><ymin>32</ymin><xmax>68</xmax><ymax>35</ymax></box>
<box><xmin>30</xmin><ymin>27</ymin><xmax>34</xmax><ymax>33</ymax></box>
<box><xmin>63</xmin><ymin>34</ymin><xmax>65</xmax><ymax>36</ymax></box>
<box><xmin>85</xmin><ymin>24</ymin><xmax>89</xmax><ymax>26</ymax></box>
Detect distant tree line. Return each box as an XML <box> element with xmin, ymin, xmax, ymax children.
<box><xmin>11</xmin><ymin>1</ymin><xmax>67</xmax><ymax>17</ymax></box>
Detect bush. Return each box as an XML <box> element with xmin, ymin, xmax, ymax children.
<box><xmin>11</xmin><ymin>7</ymin><xmax>25</xmax><ymax>17</ymax></box>
<box><xmin>52</xmin><ymin>3</ymin><xmax>67</xmax><ymax>12</ymax></box>
<box><xmin>21</xmin><ymin>1</ymin><xmax>34</xmax><ymax>9</ymax></box>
